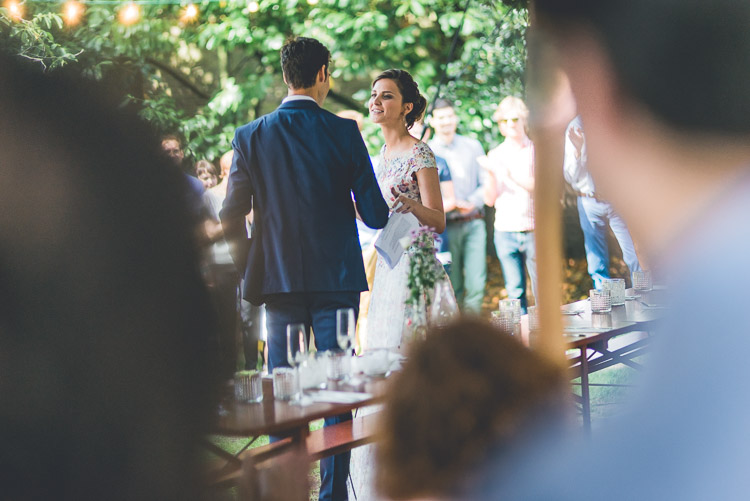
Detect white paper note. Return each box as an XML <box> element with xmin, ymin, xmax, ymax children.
<box><xmin>374</xmin><ymin>212</ymin><xmax>420</xmax><ymax>269</ymax></box>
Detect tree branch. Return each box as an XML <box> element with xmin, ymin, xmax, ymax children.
<box><xmin>145</xmin><ymin>57</ymin><xmax>211</xmax><ymax>100</ymax></box>
<box><xmin>327</xmin><ymin>89</ymin><xmax>365</xmax><ymax>111</ymax></box>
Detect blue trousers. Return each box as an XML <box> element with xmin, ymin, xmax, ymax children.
<box><xmin>494</xmin><ymin>230</ymin><xmax>537</xmax><ymax>314</ymax></box>
<box><xmin>445</xmin><ymin>218</ymin><xmax>487</xmax><ymax>314</ymax></box>
<box><xmin>265</xmin><ymin>291</ymin><xmax>359</xmax><ymax>501</ymax></box>
<box><xmin>577</xmin><ymin>197</ymin><xmax>641</xmax><ymax>289</ymax></box>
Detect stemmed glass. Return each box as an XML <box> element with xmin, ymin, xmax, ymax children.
<box><xmin>336</xmin><ymin>308</ymin><xmax>360</xmax><ymax>385</ymax></box>
<box><xmin>286</xmin><ymin>323</ymin><xmax>308</xmax><ymax>404</ymax></box>
<box><xmin>336</xmin><ymin>308</ymin><xmax>356</xmax><ymax>355</ymax></box>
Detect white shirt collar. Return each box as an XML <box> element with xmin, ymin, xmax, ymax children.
<box><xmin>282</xmin><ymin>95</ymin><xmax>317</xmax><ymax>104</ymax></box>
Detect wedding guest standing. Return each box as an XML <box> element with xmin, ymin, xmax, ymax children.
<box><xmin>429</xmin><ymin>99</ymin><xmax>487</xmax><ymax>314</ymax></box>
<box><xmin>483</xmin><ymin>96</ymin><xmax>537</xmax><ymax>313</ymax></box>
<box><xmin>220</xmin><ymin>37</ymin><xmax>388</xmax><ymax>501</ymax></box>
<box><xmin>563</xmin><ymin>115</ymin><xmax>641</xmax><ymax>288</ymax></box>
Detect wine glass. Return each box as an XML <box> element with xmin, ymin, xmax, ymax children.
<box><xmin>336</xmin><ymin>308</ymin><xmax>356</xmax><ymax>354</ymax></box>
<box><xmin>286</xmin><ymin>323</ymin><xmax>308</xmax><ymax>403</ymax></box>
<box><xmin>336</xmin><ymin>308</ymin><xmax>360</xmax><ymax>385</ymax></box>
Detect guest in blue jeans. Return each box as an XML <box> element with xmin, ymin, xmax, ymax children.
<box><xmin>564</xmin><ymin>115</ymin><xmax>641</xmax><ymax>288</ymax></box>
<box><xmin>483</xmin><ymin>96</ymin><xmax>537</xmax><ymax>313</ymax></box>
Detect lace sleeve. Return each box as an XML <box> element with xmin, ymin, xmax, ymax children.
<box><xmin>408</xmin><ymin>142</ymin><xmax>438</xmax><ymax>179</ymax></box>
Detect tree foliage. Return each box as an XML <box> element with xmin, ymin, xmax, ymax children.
<box><xmin>1</xmin><ymin>0</ymin><xmax>527</xmax><ymax>163</ymax></box>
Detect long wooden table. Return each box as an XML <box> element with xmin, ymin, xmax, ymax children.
<box><xmin>546</xmin><ymin>288</ymin><xmax>666</xmax><ymax>432</ymax></box>
<box><xmin>206</xmin><ymin>375</ymin><xmax>386</xmax><ymax>487</ymax></box>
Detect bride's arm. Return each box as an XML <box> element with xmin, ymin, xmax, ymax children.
<box><xmin>390</xmin><ymin>167</ymin><xmax>446</xmax><ymax>233</ymax></box>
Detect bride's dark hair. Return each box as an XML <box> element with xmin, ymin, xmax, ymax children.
<box><xmin>372</xmin><ymin>69</ymin><xmax>427</xmax><ymax>130</ymax></box>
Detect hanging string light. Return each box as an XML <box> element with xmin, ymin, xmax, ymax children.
<box><xmin>118</xmin><ymin>1</ymin><xmax>140</xmax><ymax>24</ymax></box>
<box><xmin>4</xmin><ymin>0</ymin><xmax>24</xmax><ymax>20</ymax></box>
<box><xmin>246</xmin><ymin>0</ymin><xmax>258</xmax><ymax>13</ymax></box>
<box><xmin>180</xmin><ymin>2</ymin><xmax>197</xmax><ymax>22</ymax></box>
<box><xmin>62</xmin><ymin>0</ymin><xmax>84</xmax><ymax>25</ymax></box>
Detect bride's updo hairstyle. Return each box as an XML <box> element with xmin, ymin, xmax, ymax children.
<box><xmin>373</xmin><ymin>69</ymin><xmax>427</xmax><ymax>130</ymax></box>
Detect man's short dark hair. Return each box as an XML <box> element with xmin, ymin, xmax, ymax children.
<box><xmin>433</xmin><ymin>98</ymin><xmax>454</xmax><ymax>111</ymax></box>
<box><xmin>534</xmin><ymin>0</ymin><xmax>750</xmax><ymax>135</ymax></box>
<box><xmin>280</xmin><ymin>37</ymin><xmax>330</xmax><ymax>90</ymax></box>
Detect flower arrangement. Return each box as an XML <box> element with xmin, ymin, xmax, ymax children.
<box><xmin>401</xmin><ymin>226</ymin><xmax>442</xmax><ymax>307</ymax></box>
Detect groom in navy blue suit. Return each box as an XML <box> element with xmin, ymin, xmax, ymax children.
<box><xmin>221</xmin><ymin>37</ymin><xmax>389</xmax><ymax>500</ymax></box>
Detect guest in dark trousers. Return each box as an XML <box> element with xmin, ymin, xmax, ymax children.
<box><xmin>221</xmin><ymin>36</ymin><xmax>389</xmax><ymax>501</ymax></box>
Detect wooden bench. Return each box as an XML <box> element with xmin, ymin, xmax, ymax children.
<box><xmin>206</xmin><ymin>412</ymin><xmax>379</xmax><ymax>488</ymax></box>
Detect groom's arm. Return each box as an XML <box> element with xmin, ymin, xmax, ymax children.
<box><xmin>348</xmin><ymin>124</ymin><xmax>389</xmax><ymax>229</ymax></box>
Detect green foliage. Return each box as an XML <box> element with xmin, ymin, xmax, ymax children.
<box><xmin>1</xmin><ymin>0</ymin><xmax>527</xmax><ymax>162</ymax></box>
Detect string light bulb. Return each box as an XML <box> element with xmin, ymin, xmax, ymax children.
<box><xmin>118</xmin><ymin>2</ymin><xmax>140</xmax><ymax>24</ymax></box>
<box><xmin>4</xmin><ymin>0</ymin><xmax>24</xmax><ymax>20</ymax></box>
<box><xmin>62</xmin><ymin>0</ymin><xmax>84</xmax><ymax>25</ymax></box>
<box><xmin>247</xmin><ymin>1</ymin><xmax>258</xmax><ymax>12</ymax></box>
<box><xmin>307</xmin><ymin>0</ymin><xmax>318</xmax><ymax>5</ymax></box>
<box><xmin>180</xmin><ymin>2</ymin><xmax>198</xmax><ymax>23</ymax></box>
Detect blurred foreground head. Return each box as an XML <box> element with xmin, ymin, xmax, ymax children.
<box><xmin>533</xmin><ymin>0</ymin><xmax>750</xmax><ymax>136</ymax></box>
<box><xmin>532</xmin><ymin>0</ymin><xmax>750</xmax><ymax>254</ymax></box>
<box><xmin>0</xmin><ymin>56</ymin><xmax>215</xmax><ymax>500</ymax></box>
<box><xmin>375</xmin><ymin>319</ymin><xmax>570</xmax><ymax>500</ymax></box>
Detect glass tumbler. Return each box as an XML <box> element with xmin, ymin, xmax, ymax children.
<box><xmin>234</xmin><ymin>370</ymin><xmax>263</xmax><ymax>403</ymax></box>
<box><xmin>272</xmin><ymin>367</ymin><xmax>296</xmax><ymax>401</ymax></box>
<box><xmin>590</xmin><ymin>289</ymin><xmax>612</xmax><ymax>313</ymax></box>
<box><xmin>602</xmin><ymin>278</ymin><xmax>626</xmax><ymax>306</ymax></box>
<box><xmin>632</xmin><ymin>270</ymin><xmax>653</xmax><ymax>292</ymax></box>
<box><xmin>527</xmin><ymin>305</ymin><xmax>541</xmax><ymax>332</ymax></box>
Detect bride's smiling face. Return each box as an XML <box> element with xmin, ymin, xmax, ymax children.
<box><xmin>369</xmin><ymin>78</ymin><xmax>411</xmax><ymax>127</ymax></box>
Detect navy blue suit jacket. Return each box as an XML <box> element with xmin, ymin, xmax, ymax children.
<box><xmin>221</xmin><ymin>98</ymin><xmax>389</xmax><ymax>305</ymax></box>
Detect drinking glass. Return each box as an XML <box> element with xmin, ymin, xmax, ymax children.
<box><xmin>590</xmin><ymin>289</ymin><xmax>612</xmax><ymax>313</ymax></box>
<box><xmin>491</xmin><ymin>310</ymin><xmax>519</xmax><ymax>336</ymax></box>
<box><xmin>498</xmin><ymin>299</ymin><xmax>522</xmax><ymax>323</ymax></box>
<box><xmin>286</xmin><ymin>323</ymin><xmax>308</xmax><ymax>403</ymax></box>
<box><xmin>527</xmin><ymin>305</ymin><xmax>541</xmax><ymax>332</ymax></box>
<box><xmin>632</xmin><ymin>270</ymin><xmax>653</xmax><ymax>292</ymax></box>
<box><xmin>336</xmin><ymin>308</ymin><xmax>356</xmax><ymax>354</ymax></box>
<box><xmin>602</xmin><ymin>278</ymin><xmax>626</xmax><ymax>306</ymax></box>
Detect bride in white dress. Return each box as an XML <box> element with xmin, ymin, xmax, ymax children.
<box><xmin>350</xmin><ymin>69</ymin><xmax>451</xmax><ymax>500</ymax></box>
<box><xmin>362</xmin><ymin>69</ymin><xmax>449</xmax><ymax>351</ymax></box>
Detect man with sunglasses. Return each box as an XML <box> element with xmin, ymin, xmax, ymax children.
<box><xmin>482</xmin><ymin>96</ymin><xmax>537</xmax><ymax>314</ymax></box>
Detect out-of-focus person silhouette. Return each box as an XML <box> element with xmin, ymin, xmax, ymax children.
<box><xmin>481</xmin><ymin>1</ymin><xmax>750</xmax><ymax>499</ymax></box>
<box><xmin>212</xmin><ymin>150</ymin><xmax>264</xmax><ymax>371</ymax></box>
<box><xmin>375</xmin><ymin>319</ymin><xmax>570</xmax><ymax>501</ymax></box>
<box><xmin>161</xmin><ymin>134</ymin><xmax>206</xmax><ymax>221</ymax></box>
<box><xmin>563</xmin><ymin>115</ymin><xmax>641</xmax><ymax>288</ymax></box>
<box><xmin>196</xmin><ymin>159</ymin><xmax>219</xmax><ymax>190</ymax></box>
<box><xmin>203</xmin><ymin>151</ymin><xmax>242</xmax><ymax>380</ymax></box>
<box><xmin>428</xmin><ymin>99</ymin><xmax>487</xmax><ymax>314</ymax></box>
<box><xmin>0</xmin><ymin>55</ymin><xmax>217</xmax><ymax>500</ymax></box>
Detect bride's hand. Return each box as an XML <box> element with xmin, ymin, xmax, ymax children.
<box><xmin>390</xmin><ymin>186</ymin><xmax>418</xmax><ymax>214</ymax></box>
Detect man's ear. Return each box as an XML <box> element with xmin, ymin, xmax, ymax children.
<box><xmin>317</xmin><ymin>65</ymin><xmax>328</xmax><ymax>83</ymax></box>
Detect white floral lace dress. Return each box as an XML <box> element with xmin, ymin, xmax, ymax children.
<box><xmin>349</xmin><ymin>141</ymin><xmax>450</xmax><ymax>501</ymax></box>
<box><xmin>364</xmin><ymin>141</ymin><xmax>443</xmax><ymax>351</ymax></box>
